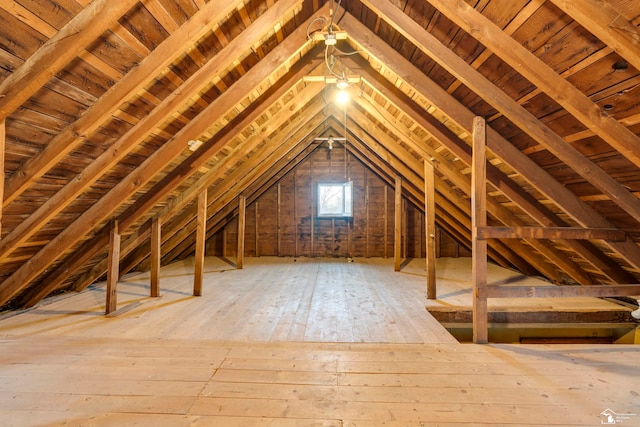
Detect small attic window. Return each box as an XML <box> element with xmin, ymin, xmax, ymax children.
<box><xmin>317</xmin><ymin>182</ymin><xmax>353</xmax><ymax>217</ymax></box>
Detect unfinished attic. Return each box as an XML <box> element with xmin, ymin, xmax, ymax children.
<box><xmin>0</xmin><ymin>0</ymin><xmax>639</xmax><ymax>425</ymax></box>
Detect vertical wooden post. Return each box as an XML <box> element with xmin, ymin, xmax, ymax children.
<box><xmin>394</xmin><ymin>175</ymin><xmax>402</xmax><ymax>271</ymax></box>
<box><xmin>384</xmin><ymin>185</ymin><xmax>388</xmax><ymax>258</ymax></box>
<box><xmin>150</xmin><ymin>217</ymin><xmax>161</xmax><ymax>297</ymax></box>
<box><xmin>255</xmin><ymin>202</ymin><xmax>259</xmax><ymax>256</ymax></box>
<box><xmin>472</xmin><ymin>117</ymin><xmax>488</xmax><ymax>344</ymax></box>
<box><xmin>277</xmin><ymin>182</ymin><xmax>281</xmax><ymax>256</ymax></box>
<box><xmin>293</xmin><ymin>173</ymin><xmax>298</xmax><ymax>257</ymax></box>
<box><xmin>237</xmin><ymin>195</ymin><xmax>246</xmax><ymax>269</ymax></box>
<box><xmin>402</xmin><ymin>199</ymin><xmax>407</xmax><ymax>259</ymax></box>
<box><xmin>0</xmin><ymin>120</ymin><xmax>4</xmax><ymax>236</ymax></box>
<box><xmin>365</xmin><ymin>169</ymin><xmax>370</xmax><ymax>258</ymax></box>
<box><xmin>105</xmin><ymin>220</ymin><xmax>121</xmax><ymax>314</ymax></box>
<box><xmin>424</xmin><ymin>159</ymin><xmax>436</xmax><ymax>299</ymax></box>
<box><xmin>194</xmin><ymin>189</ymin><xmax>207</xmax><ymax>296</ymax></box>
<box><xmin>310</xmin><ymin>157</ymin><xmax>315</xmax><ymax>258</ymax></box>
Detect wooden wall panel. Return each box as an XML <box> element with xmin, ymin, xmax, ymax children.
<box><xmin>213</xmin><ymin>147</ymin><xmax>465</xmax><ymax>259</ymax></box>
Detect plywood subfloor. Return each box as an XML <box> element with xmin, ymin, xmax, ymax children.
<box><xmin>0</xmin><ymin>257</ymin><xmax>638</xmax><ymax>426</ymax></box>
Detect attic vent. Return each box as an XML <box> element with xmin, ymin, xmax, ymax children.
<box><xmin>612</xmin><ymin>61</ymin><xmax>628</xmax><ymax>72</ymax></box>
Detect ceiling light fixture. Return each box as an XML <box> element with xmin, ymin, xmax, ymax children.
<box><xmin>336</xmin><ymin>77</ymin><xmax>349</xmax><ymax>90</ymax></box>
<box><xmin>324</xmin><ymin>33</ymin><xmax>337</xmax><ymax>46</ymax></box>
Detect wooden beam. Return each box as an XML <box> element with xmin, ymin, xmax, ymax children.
<box><xmin>237</xmin><ymin>195</ymin><xmax>246</xmax><ymax>269</ymax></box>
<box><xmin>105</xmin><ymin>221</ymin><xmax>121</xmax><ymax>315</ymax></box>
<box><xmin>277</xmin><ymin>183</ymin><xmax>281</xmax><ymax>256</ymax></box>
<box><xmin>546</xmin><ymin>0</ymin><xmax>640</xmax><ymax>99</ymax></box>
<box><xmin>2</xmin><ymin>0</ymin><xmax>245</xmax><ymax>206</ymax></box>
<box><xmin>477</xmin><ymin>227</ymin><xmax>627</xmax><ymax>241</ymax></box>
<box><xmin>427</xmin><ymin>0</ymin><xmax>640</xmax><ymax>172</ymax></box>
<box><xmin>194</xmin><ymin>190</ymin><xmax>207</xmax><ymax>297</ymax></box>
<box><xmin>0</xmin><ymin>120</ymin><xmax>4</xmax><ymax>236</ymax></box>
<box><xmin>360</xmin><ymin>1</ymin><xmax>640</xmax><ymax>227</ymax></box>
<box><xmin>424</xmin><ymin>159</ymin><xmax>436</xmax><ymax>299</ymax></box>
<box><xmin>481</xmin><ymin>284</ymin><xmax>640</xmax><ymax>299</ymax></box>
<box><xmin>471</xmin><ymin>117</ymin><xmax>488</xmax><ymax>344</ymax></box>
<box><xmin>0</xmin><ymin>0</ymin><xmax>308</xmax><ymax>262</ymax></box>
<box><xmin>150</xmin><ymin>217</ymin><xmax>161</xmax><ymax>297</ymax></box>
<box><xmin>68</xmin><ymin>92</ymin><xmax>327</xmax><ymax>296</ymax></box>
<box><xmin>394</xmin><ymin>175</ymin><xmax>402</xmax><ymax>272</ymax></box>
<box><xmin>340</xmin><ymin>12</ymin><xmax>640</xmax><ymax>274</ymax></box>
<box><xmin>0</xmin><ymin>0</ymin><xmax>139</xmax><ymax>121</ymax></box>
<box><xmin>341</xmin><ymin>110</ymin><xmax>545</xmax><ymax>278</ymax></box>
<box><xmin>153</xmin><ymin>125</ymin><xmax>323</xmax><ymax>269</ymax></box>
<box><xmin>347</xmin><ymin>90</ymin><xmax>582</xmax><ymax>283</ymax></box>
<box><xmin>1</xmin><ymin>6</ymin><xmax>322</xmax><ymax>308</ymax></box>
<box><xmin>427</xmin><ymin>306</ymin><xmax>636</xmax><ymax>324</ymax></box>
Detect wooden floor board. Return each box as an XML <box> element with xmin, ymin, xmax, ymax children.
<box><xmin>0</xmin><ymin>257</ymin><xmax>638</xmax><ymax>426</ymax></box>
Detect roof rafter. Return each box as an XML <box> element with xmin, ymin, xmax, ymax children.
<box><xmin>340</xmin><ymin>11</ymin><xmax>640</xmax><ymax>274</ymax></box>
<box><xmin>0</xmin><ymin>0</ymin><xmax>139</xmax><ymax>121</ymax></box>
<box><xmin>361</xmin><ymin>0</ymin><xmax>640</xmax><ymax>224</ymax></box>
<box><xmin>548</xmin><ymin>0</ymin><xmax>640</xmax><ymax>73</ymax></box>
<box><xmin>2</xmin><ymin>0</ymin><xmax>246</xmax><ymax>207</ymax></box>
<box><xmin>0</xmin><ymin>0</ymin><xmax>318</xmax><ymax>308</ymax></box>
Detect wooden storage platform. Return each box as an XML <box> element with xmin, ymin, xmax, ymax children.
<box><xmin>419</xmin><ymin>258</ymin><xmax>637</xmax><ymax>342</ymax></box>
<box><xmin>0</xmin><ymin>257</ymin><xmax>638</xmax><ymax>425</ymax></box>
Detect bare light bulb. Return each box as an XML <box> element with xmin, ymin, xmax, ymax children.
<box><xmin>336</xmin><ymin>89</ymin><xmax>349</xmax><ymax>104</ymax></box>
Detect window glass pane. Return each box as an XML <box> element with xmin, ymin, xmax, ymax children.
<box><xmin>317</xmin><ymin>182</ymin><xmax>353</xmax><ymax>217</ymax></box>
<box><xmin>318</xmin><ymin>184</ymin><xmax>344</xmax><ymax>215</ymax></box>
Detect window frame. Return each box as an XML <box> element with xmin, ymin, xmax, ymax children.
<box><xmin>316</xmin><ymin>181</ymin><xmax>353</xmax><ymax>218</ymax></box>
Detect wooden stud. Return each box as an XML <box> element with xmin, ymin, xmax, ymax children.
<box><xmin>394</xmin><ymin>175</ymin><xmax>402</xmax><ymax>271</ymax></box>
<box><xmin>471</xmin><ymin>117</ymin><xmax>488</xmax><ymax>344</ymax></box>
<box><xmin>223</xmin><ymin>227</ymin><xmax>229</xmax><ymax>256</ymax></box>
<box><xmin>402</xmin><ymin>199</ymin><xmax>407</xmax><ymax>259</ymax></box>
<box><xmin>384</xmin><ymin>185</ymin><xmax>388</xmax><ymax>258</ymax></box>
<box><xmin>150</xmin><ymin>217</ymin><xmax>161</xmax><ymax>297</ymax></box>
<box><xmin>255</xmin><ymin>202</ymin><xmax>260</xmax><ymax>257</ymax></box>
<box><xmin>0</xmin><ymin>120</ymin><xmax>4</xmax><ymax>236</ymax></box>
<box><xmin>277</xmin><ymin>183</ymin><xmax>281</xmax><ymax>256</ymax></box>
<box><xmin>105</xmin><ymin>220</ymin><xmax>121</xmax><ymax>314</ymax></box>
<box><xmin>194</xmin><ymin>190</ymin><xmax>207</xmax><ymax>296</ymax></box>
<box><xmin>237</xmin><ymin>195</ymin><xmax>246</xmax><ymax>269</ymax></box>
<box><xmin>293</xmin><ymin>173</ymin><xmax>298</xmax><ymax>257</ymax></box>
<box><xmin>424</xmin><ymin>159</ymin><xmax>436</xmax><ymax>299</ymax></box>
<box><xmin>332</xmin><ymin>218</ymin><xmax>336</xmax><ymax>257</ymax></box>
<box><xmin>310</xmin><ymin>156</ymin><xmax>315</xmax><ymax>258</ymax></box>
<box><xmin>365</xmin><ymin>169</ymin><xmax>370</xmax><ymax>258</ymax></box>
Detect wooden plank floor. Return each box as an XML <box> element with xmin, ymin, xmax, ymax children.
<box><xmin>0</xmin><ymin>335</ymin><xmax>638</xmax><ymax>426</ymax></box>
<box><xmin>0</xmin><ymin>257</ymin><xmax>456</xmax><ymax>344</ymax></box>
<box><xmin>0</xmin><ymin>257</ymin><xmax>638</xmax><ymax>426</ymax></box>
